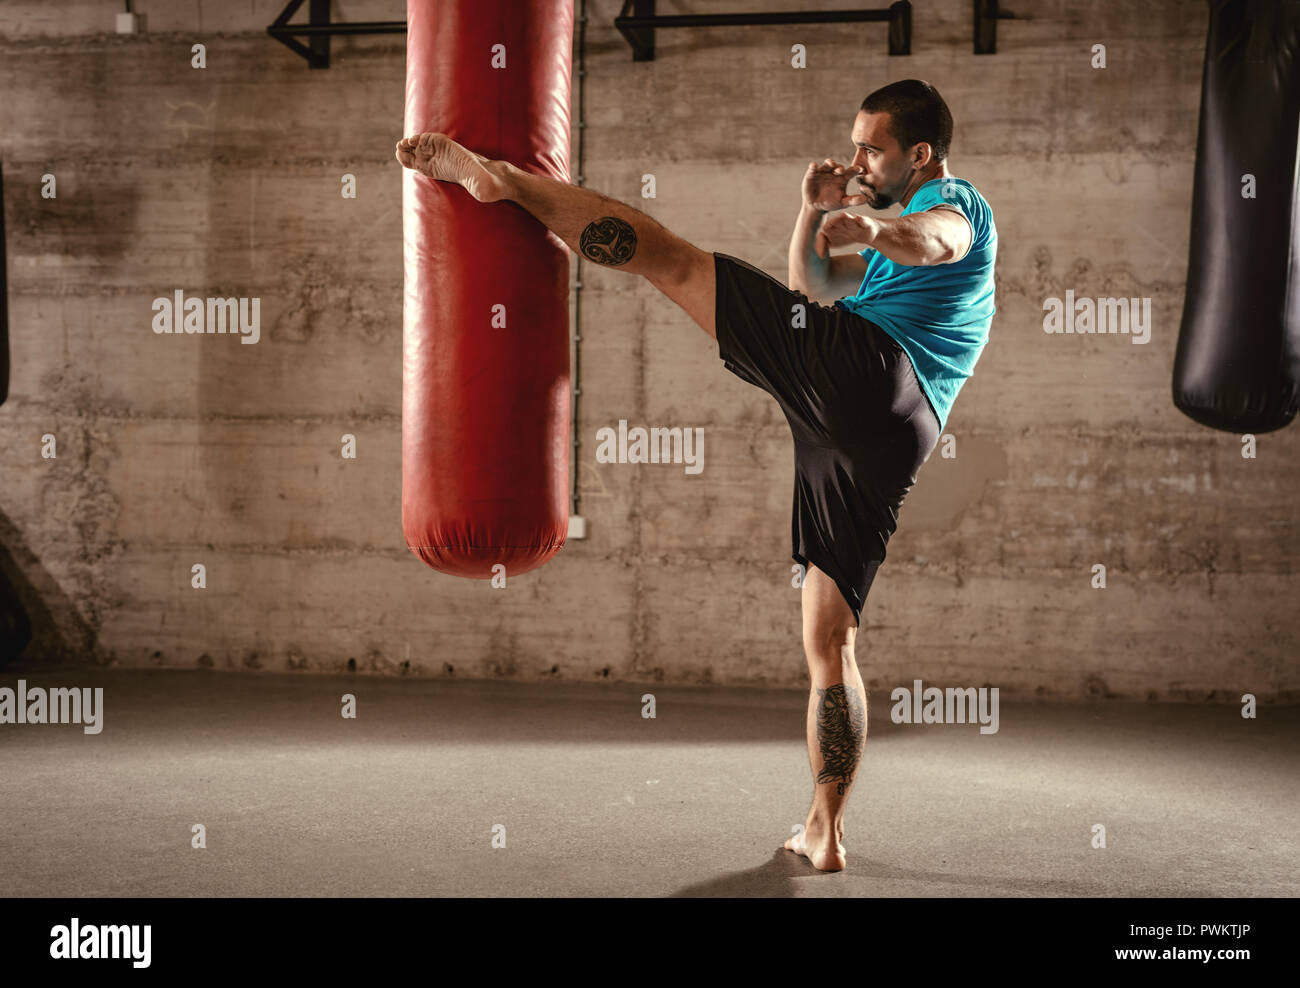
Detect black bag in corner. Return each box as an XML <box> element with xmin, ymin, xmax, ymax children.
<box><xmin>0</xmin><ymin>564</ymin><xmax>32</xmax><ymax>668</ymax></box>
<box><xmin>1</xmin><ymin>159</ymin><xmax>9</xmax><ymax>407</ymax></box>
<box><xmin>1172</xmin><ymin>0</ymin><xmax>1300</xmax><ymax>433</ymax></box>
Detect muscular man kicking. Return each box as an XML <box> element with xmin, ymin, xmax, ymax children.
<box><xmin>396</xmin><ymin>78</ymin><xmax>997</xmax><ymax>873</ymax></box>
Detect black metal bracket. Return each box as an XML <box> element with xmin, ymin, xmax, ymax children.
<box><xmin>267</xmin><ymin>0</ymin><xmax>405</xmax><ymax>69</ymax></box>
<box><xmin>613</xmin><ymin>0</ymin><xmax>912</xmax><ymax>61</ymax></box>
<box><xmin>265</xmin><ymin>0</ymin><xmax>932</xmax><ymax>68</ymax></box>
<box><xmin>975</xmin><ymin>0</ymin><xmax>1016</xmax><ymax>55</ymax></box>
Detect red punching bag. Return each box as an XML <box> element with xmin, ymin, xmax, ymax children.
<box><xmin>402</xmin><ymin>0</ymin><xmax>573</xmax><ymax>577</ymax></box>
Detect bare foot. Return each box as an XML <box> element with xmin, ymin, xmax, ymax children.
<box><xmin>783</xmin><ymin>817</ymin><xmax>847</xmax><ymax>872</ymax></box>
<box><xmin>394</xmin><ymin>133</ymin><xmax>508</xmax><ymax>203</ymax></box>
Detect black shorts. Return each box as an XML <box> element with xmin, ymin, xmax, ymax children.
<box><xmin>713</xmin><ymin>251</ymin><xmax>941</xmax><ymax>625</ymax></box>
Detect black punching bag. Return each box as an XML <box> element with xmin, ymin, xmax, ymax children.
<box><xmin>1172</xmin><ymin>0</ymin><xmax>1300</xmax><ymax>433</ymax></box>
<box><xmin>0</xmin><ymin>158</ymin><xmax>28</xmax><ymax>668</ymax></box>
<box><xmin>1</xmin><ymin>159</ymin><xmax>8</xmax><ymax>406</ymax></box>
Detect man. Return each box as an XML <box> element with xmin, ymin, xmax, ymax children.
<box><xmin>396</xmin><ymin>78</ymin><xmax>997</xmax><ymax>872</ymax></box>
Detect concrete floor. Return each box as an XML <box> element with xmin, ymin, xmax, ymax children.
<box><xmin>0</xmin><ymin>668</ymin><xmax>1296</xmax><ymax>898</ymax></box>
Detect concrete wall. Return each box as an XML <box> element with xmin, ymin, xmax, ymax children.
<box><xmin>1</xmin><ymin>0</ymin><xmax>1296</xmax><ymax>699</ymax></box>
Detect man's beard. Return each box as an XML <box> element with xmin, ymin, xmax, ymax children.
<box><xmin>865</xmin><ymin>186</ymin><xmax>894</xmax><ymax>209</ymax></box>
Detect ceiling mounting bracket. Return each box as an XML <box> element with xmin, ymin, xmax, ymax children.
<box><xmin>975</xmin><ymin>0</ymin><xmax>1018</xmax><ymax>55</ymax></box>
<box><xmin>613</xmin><ymin>0</ymin><xmax>913</xmax><ymax>61</ymax></box>
<box><xmin>267</xmin><ymin>0</ymin><xmax>405</xmax><ymax>69</ymax></box>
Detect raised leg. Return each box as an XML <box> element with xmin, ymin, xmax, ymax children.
<box><xmin>498</xmin><ymin>160</ymin><xmax>717</xmax><ymax>339</ymax></box>
<box><xmin>783</xmin><ymin>561</ymin><xmax>865</xmax><ymax>871</ymax></box>
<box><xmin>395</xmin><ymin>132</ymin><xmax>716</xmax><ymax>338</ymax></box>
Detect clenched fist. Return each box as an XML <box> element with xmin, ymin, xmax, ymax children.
<box><xmin>803</xmin><ymin>158</ymin><xmax>868</xmax><ymax>213</ymax></box>
<box><xmin>815</xmin><ymin>211</ymin><xmax>870</xmax><ymax>259</ymax></box>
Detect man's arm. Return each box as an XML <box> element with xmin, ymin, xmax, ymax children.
<box><xmin>789</xmin><ymin>204</ymin><xmax>870</xmax><ymax>301</ymax></box>
<box><xmin>789</xmin><ymin>203</ymin><xmax>831</xmax><ymax>296</ymax></box>
<box><xmin>860</xmin><ymin>207</ymin><xmax>971</xmax><ymax>266</ymax></box>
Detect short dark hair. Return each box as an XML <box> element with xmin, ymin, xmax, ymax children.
<box><xmin>859</xmin><ymin>79</ymin><xmax>953</xmax><ymax>164</ymax></box>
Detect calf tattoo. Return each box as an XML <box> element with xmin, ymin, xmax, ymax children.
<box><xmin>579</xmin><ymin>216</ymin><xmax>637</xmax><ymax>266</ymax></box>
<box><xmin>815</xmin><ymin>683</ymin><xmax>867</xmax><ymax>796</ymax></box>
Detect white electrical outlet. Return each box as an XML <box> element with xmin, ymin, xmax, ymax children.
<box><xmin>567</xmin><ymin>516</ymin><xmax>587</xmax><ymax>540</ymax></box>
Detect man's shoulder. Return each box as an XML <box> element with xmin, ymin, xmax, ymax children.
<box><xmin>914</xmin><ymin>179</ymin><xmax>994</xmax><ymax>251</ymax></box>
<box><xmin>930</xmin><ymin>178</ymin><xmax>990</xmax><ymax>212</ymax></box>
<box><xmin>906</xmin><ymin>178</ymin><xmax>973</xmax><ymax>214</ymax></box>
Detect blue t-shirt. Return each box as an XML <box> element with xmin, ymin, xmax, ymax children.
<box><xmin>834</xmin><ymin>177</ymin><xmax>997</xmax><ymax>433</ymax></box>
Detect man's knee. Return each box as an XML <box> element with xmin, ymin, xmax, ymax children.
<box><xmin>646</xmin><ymin>242</ymin><xmax>706</xmax><ymax>289</ymax></box>
<box><xmin>647</xmin><ymin>244</ymin><xmax>716</xmax><ymax>339</ymax></box>
<box><xmin>801</xmin><ymin>563</ymin><xmax>858</xmax><ymax>661</ymax></box>
<box><xmin>803</xmin><ymin>618</ymin><xmax>857</xmax><ymax>663</ymax></box>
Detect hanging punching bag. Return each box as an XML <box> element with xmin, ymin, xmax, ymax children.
<box><xmin>1</xmin><ymin>159</ymin><xmax>9</xmax><ymax>407</ymax></box>
<box><xmin>0</xmin><ymin>159</ymin><xmax>29</xmax><ymax>665</ymax></box>
<box><xmin>1172</xmin><ymin>0</ymin><xmax>1300</xmax><ymax>433</ymax></box>
<box><xmin>402</xmin><ymin>0</ymin><xmax>573</xmax><ymax>577</ymax></box>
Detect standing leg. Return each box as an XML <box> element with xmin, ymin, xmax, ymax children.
<box><xmin>783</xmin><ymin>561</ymin><xmax>867</xmax><ymax>871</ymax></box>
<box><xmin>395</xmin><ymin>132</ymin><xmax>716</xmax><ymax>338</ymax></box>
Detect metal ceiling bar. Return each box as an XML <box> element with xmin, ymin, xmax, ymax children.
<box><xmin>974</xmin><ymin>0</ymin><xmax>1016</xmax><ymax>55</ymax></box>
<box><xmin>613</xmin><ymin>0</ymin><xmax>913</xmax><ymax>61</ymax></box>
<box><xmin>267</xmin><ymin>0</ymin><xmax>406</xmax><ymax>69</ymax></box>
<box><xmin>266</xmin><ymin>0</ymin><xmax>931</xmax><ymax>69</ymax></box>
